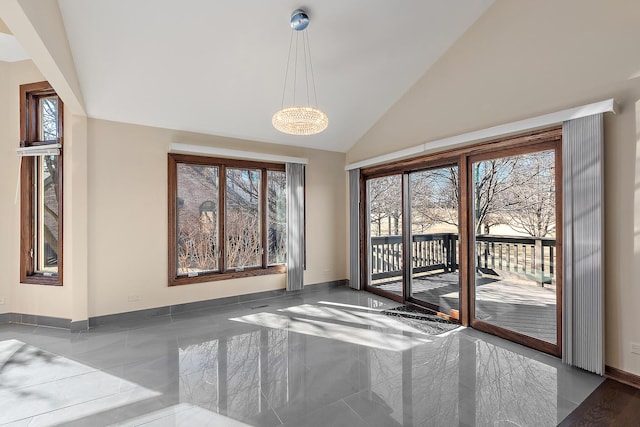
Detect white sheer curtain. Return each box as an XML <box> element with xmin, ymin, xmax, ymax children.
<box><xmin>349</xmin><ymin>168</ymin><xmax>361</xmax><ymax>290</ymax></box>
<box><xmin>562</xmin><ymin>113</ymin><xmax>605</xmax><ymax>375</ymax></box>
<box><xmin>286</xmin><ymin>163</ymin><xmax>305</xmax><ymax>291</ymax></box>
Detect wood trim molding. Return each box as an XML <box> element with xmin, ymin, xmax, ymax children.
<box><xmin>19</xmin><ymin>81</ymin><xmax>64</xmax><ymax>286</ymax></box>
<box><xmin>362</xmin><ymin>127</ymin><xmax>561</xmax><ymax>178</ymax></box>
<box><xmin>605</xmin><ymin>365</ymin><xmax>640</xmax><ymax>389</ymax></box>
<box><xmin>471</xmin><ymin>318</ymin><xmax>561</xmax><ymax>357</ymax></box>
<box><xmin>460</xmin><ymin>155</ymin><xmax>470</xmax><ymax>326</ymax></box>
<box><xmin>169</xmin><ymin>265</ymin><xmax>286</xmax><ymax>286</ymax></box>
<box><xmin>467</xmin><ymin>135</ymin><xmax>563</xmax><ymax>357</ymax></box>
<box><xmin>167</xmin><ymin>153</ymin><xmax>287</xmax><ymax>286</ymax></box>
<box><xmin>357</xmin><ymin>126</ymin><xmax>562</xmax><ymax>353</ymax></box>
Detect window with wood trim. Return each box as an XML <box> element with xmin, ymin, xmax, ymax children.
<box><xmin>168</xmin><ymin>154</ymin><xmax>287</xmax><ymax>286</ymax></box>
<box><xmin>20</xmin><ymin>82</ymin><xmax>64</xmax><ymax>285</ymax></box>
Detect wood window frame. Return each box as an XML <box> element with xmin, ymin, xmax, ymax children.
<box><xmin>359</xmin><ymin>127</ymin><xmax>562</xmax><ymax>356</ymax></box>
<box><xmin>467</xmin><ymin>138</ymin><xmax>563</xmax><ymax>357</ymax></box>
<box><xmin>168</xmin><ymin>153</ymin><xmax>286</xmax><ymax>286</ymax></box>
<box><xmin>19</xmin><ymin>81</ymin><xmax>64</xmax><ymax>286</ymax></box>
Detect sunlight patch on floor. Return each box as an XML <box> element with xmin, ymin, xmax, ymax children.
<box><xmin>0</xmin><ymin>339</ymin><xmax>160</xmax><ymax>426</ymax></box>
<box><xmin>279</xmin><ymin>304</ymin><xmax>432</xmax><ymax>335</ymax></box>
<box><xmin>229</xmin><ymin>312</ymin><xmax>431</xmax><ymax>351</ymax></box>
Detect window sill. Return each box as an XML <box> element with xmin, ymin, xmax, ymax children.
<box><xmin>169</xmin><ymin>264</ymin><xmax>286</xmax><ymax>286</ymax></box>
<box><xmin>21</xmin><ymin>275</ymin><xmax>62</xmax><ymax>286</ymax></box>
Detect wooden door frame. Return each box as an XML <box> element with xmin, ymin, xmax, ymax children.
<box><xmin>403</xmin><ymin>161</ymin><xmax>464</xmax><ymax>322</ymax></box>
<box><xmin>359</xmin><ymin>127</ymin><xmax>563</xmax><ymax>356</ymax></box>
<box><xmin>466</xmin><ymin>139</ymin><xmax>563</xmax><ymax>357</ymax></box>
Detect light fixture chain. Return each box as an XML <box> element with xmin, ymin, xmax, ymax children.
<box><xmin>280</xmin><ymin>29</ymin><xmax>294</xmax><ymax>109</ymax></box>
<box><xmin>303</xmin><ymin>30</ymin><xmax>310</xmax><ymax>107</ymax></box>
<box><xmin>293</xmin><ymin>31</ymin><xmax>299</xmax><ymax>106</ymax></box>
<box><xmin>306</xmin><ymin>30</ymin><xmax>319</xmax><ymax>107</ymax></box>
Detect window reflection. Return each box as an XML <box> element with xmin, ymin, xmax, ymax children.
<box><xmin>178</xmin><ymin>307</ymin><xmax>562</xmax><ymax>425</ymax></box>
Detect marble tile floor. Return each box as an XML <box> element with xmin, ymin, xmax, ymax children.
<box><xmin>0</xmin><ymin>286</ymin><xmax>603</xmax><ymax>426</ymax></box>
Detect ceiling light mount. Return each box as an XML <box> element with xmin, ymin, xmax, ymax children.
<box><xmin>290</xmin><ymin>9</ymin><xmax>310</xmax><ymax>31</ymax></box>
<box><xmin>272</xmin><ymin>8</ymin><xmax>328</xmax><ymax>136</ymax></box>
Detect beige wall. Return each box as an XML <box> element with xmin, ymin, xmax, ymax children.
<box><xmin>88</xmin><ymin>119</ymin><xmax>347</xmax><ymax>317</ymax></box>
<box><xmin>0</xmin><ymin>60</ymin><xmax>83</xmax><ymax>319</ymax></box>
<box><xmin>1</xmin><ymin>61</ymin><xmax>347</xmax><ymax>320</ymax></box>
<box><xmin>348</xmin><ymin>0</ymin><xmax>640</xmax><ymax>376</ymax></box>
<box><xmin>0</xmin><ymin>60</ymin><xmax>10</xmax><ymax>314</ymax></box>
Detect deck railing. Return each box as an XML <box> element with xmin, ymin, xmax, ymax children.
<box><xmin>370</xmin><ymin>233</ymin><xmax>556</xmax><ymax>286</ymax></box>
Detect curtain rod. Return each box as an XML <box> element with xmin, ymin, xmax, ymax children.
<box><xmin>345</xmin><ymin>98</ymin><xmax>617</xmax><ymax>170</ymax></box>
<box><xmin>170</xmin><ymin>143</ymin><xmax>308</xmax><ymax>165</ymax></box>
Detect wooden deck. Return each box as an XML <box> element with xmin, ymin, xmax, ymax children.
<box><xmin>373</xmin><ymin>272</ymin><xmax>557</xmax><ymax>344</ymax></box>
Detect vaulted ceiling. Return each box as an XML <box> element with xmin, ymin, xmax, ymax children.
<box><xmin>11</xmin><ymin>1</ymin><xmax>495</xmax><ymax>152</ymax></box>
<box><xmin>0</xmin><ymin>18</ymin><xmax>28</xmax><ymax>62</ymax></box>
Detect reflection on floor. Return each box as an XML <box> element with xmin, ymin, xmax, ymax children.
<box><xmin>0</xmin><ymin>286</ymin><xmax>600</xmax><ymax>426</ymax></box>
<box><xmin>374</xmin><ymin>272</ymin><xmax>557</xmax><ymax>343</ymax></box>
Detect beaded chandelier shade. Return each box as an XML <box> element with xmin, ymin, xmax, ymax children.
<box><xmin>272</xmin><ymin>10</ymin><xmax>328</xmax><ymax>136</ymax></box>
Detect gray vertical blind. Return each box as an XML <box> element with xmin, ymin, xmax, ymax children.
<box><xmin>349</xmin><ymin>169</ymin><xmax>361</xmax><ymax>290</ymax></box>
<box><xmin>562</xmin><ymin>114</ymin><xmax>605</xmax><ymax>375</ymax></box>
<box><xmin>286</xmin><ymin>163</ymin><xmax>305</xmax><ymax>291</ymax></box>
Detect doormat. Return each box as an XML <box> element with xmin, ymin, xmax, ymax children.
<box><xmin>381</xmin><ymin>305</ymin><xmax>460</xmax><ymax>336</ymax></box>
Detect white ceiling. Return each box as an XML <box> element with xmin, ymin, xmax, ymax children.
<box><xmin>57</xmin><ymin>1</ymin><xmax>493</xmax><ymax>152</ymax></box>
<box><xmin>0</xmin><ymin>33</ymin><xmax>29</xmax><ymax>62</ymax></box>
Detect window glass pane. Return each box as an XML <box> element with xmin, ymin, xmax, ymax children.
<box><xmin>473</xmin><ymin>149</ymin><xmax>557</xmax><ymax>344</ymax></box>
<box><xmin>367</xmin><ymin>174</ymin><xmax>403</xmax><ymax>296</ymax></box>
<box><xmin>409</xmin><ymin>165</ymin><xmax>460</xmax><ymax>319</ymax></box>
<box><xmin>39</xmin><ymin>96</ymin><xmax>59</xmax><ymax>141</ymax></box>
<box><xmin>35</xmin><ymin>155</ymin><xmax>59</xmax><ymax>274</ymax></box>
<box><xmin>226</xmin><ymin>168</ymin><xmax>262</xmax><ymax>269</ymax></box>
<box><xmin>267</xmin><ymin>170</ymin><xmax>286</xmax><ymax>265</ymax></box>
<box><xmin>177</xmin><ymin>164</ymin><xmax>219</xmax><ymax>275</ymax></box>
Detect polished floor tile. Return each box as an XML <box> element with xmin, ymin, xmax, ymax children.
<box><xmin>0</xmin><ymin>286</ymin><xmax>603</xmax><ymax>426</ymax></box>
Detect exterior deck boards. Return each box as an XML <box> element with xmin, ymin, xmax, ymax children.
<box><xmin>372</xmin><ymin>272</ymin><xmax>557</xmax><ymax>343</ymax></box>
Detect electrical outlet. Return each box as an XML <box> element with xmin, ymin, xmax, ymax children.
<box><xmin>127</xmin><ymin>295</ymin><xmax>141</xmax><ymax>302</ymax></box>
<box><xmin>0</xmin><ymin>298</ymin><xmax>5</xmax><ymax>305</ymax></box>
<box><xmin>631</xmin><ymin>343</ymin><xmax>640</xmax><ymax>355</ymax></box>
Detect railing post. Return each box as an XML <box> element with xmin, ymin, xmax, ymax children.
<box><xmin>443</xmin><ymin>234</ymin><xmax>450</xmax><ymax>272</ymax></box>
<box><xmin>452</xmin><ymin>235</ymin><xmax>457</xmax><ymax>273</ymax></box>
<box><xmin>534</xmin><ymin>238</ymin><xmax>543</xmax><ymax>287</ymax></box>
<box><xmin>483</xmin><ymin>240</ymin><xmax>489</xmax><ymax>270</ymax></box>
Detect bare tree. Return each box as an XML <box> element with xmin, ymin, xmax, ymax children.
<box><xmin>225</xmin><ymin>169</ymin><xmax>262</xmax><ymax>268</ymax></box>
<box><xmin>472</xmin><ymin>158</ymin><xmax>521</xmax><ymax>234</ymax></box>
<box><xmin>368</xmin><ymin>175</ymin><xmax>402</xmax><ymax>236</ymax></box>
<box><xmin>267</xmin><ymin>171</ymin><xmax>287</xmax><ymax>264</ymax></box>
<box><xmin>410</xmin><ymin>167</ymin><xmax>458</xmax><ymax>230</ymax></box>
<box><xmin>41</xmin><ymin>97</ymin><xmax>60</xmax><ymax>266</ymax></box>
<box><xmin>178</xmin><ymin>215</ymin><xmax>218</xmax><ymax>273</ymax></box>
<box><xmin>502</xmin><ymin>151</ymin><xmax>556</xmax><ymax>237</ymax></box>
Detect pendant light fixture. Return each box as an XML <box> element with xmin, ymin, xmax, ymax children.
<box><xmin>272</xmin><ymin>9</ymin><xmax>328</xmax><ymax>136</ymax></box>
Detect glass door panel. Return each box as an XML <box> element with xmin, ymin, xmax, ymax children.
<box><xmin>367</xmin><ymin>174</ymin><xmax>403</xmax><ymax>298</ymax></box>
<box><xmin>471</xmin><ymin>149</ymin><xmax>559</xmax><ymax>347</ymax></box>
<box><xmin>408</xmin><ymin>166</ymin><xmax>460</xmax><ymax>319</ymax></box>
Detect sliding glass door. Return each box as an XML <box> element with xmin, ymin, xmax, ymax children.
<box><xmin>470</xmin><ymin>145</ymin><xmax>561</xmax><ymax>355</ymax></box>
<box><xmin>366</xmin><ymin>174</ymin><xmax>404</xmax><ymax>301</ymax></box>
<box><xmin>408</xmin><ymin>165</ymin><xmax>461</xmax><ymax>320</ymax></box>
<box><xmin>360</xmin><ymin>128</ymin><xmax>562</xmax><ymax>354</ymax></box>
